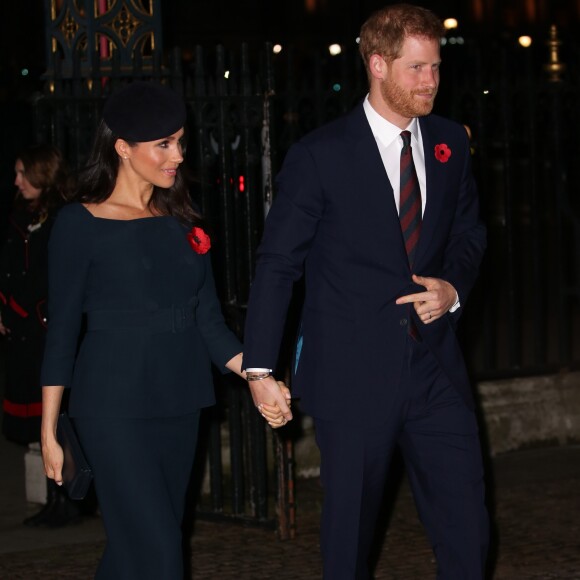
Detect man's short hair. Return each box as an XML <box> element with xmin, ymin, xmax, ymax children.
<box><xmin>359</xmin><ymin>3</ymin><xmax>445</xmax><ymax>68</ymax></box>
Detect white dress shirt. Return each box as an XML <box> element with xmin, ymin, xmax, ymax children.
<box><xmin>363</xmin><ymin>95</ymin><xmax>460</xmax><ymax>312</ymax></box>
<box><xmin>363</xmin><ymin>95</ymin><xmax>427</xmax><ymax>215</ymax></box>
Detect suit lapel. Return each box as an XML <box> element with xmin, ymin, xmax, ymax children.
<box><xmin>347</xmin><ymin>105</ymin><xmax>408</xmax><ymax>266</ymax></box>
<box><xmin>414</xmin><ymin>116</ymin><xmax>444</xmax><ymax>269</ymax></box>
<box><xmin>345</xmin><ymin>107</ymin><xmax>451</xmax><ymax>271</ymax></box>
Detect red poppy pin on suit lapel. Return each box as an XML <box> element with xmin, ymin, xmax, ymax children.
<box><xmin>434</xmin><ymin>144</ymin><xmax>452</xmax><ymax>163</ymax></box>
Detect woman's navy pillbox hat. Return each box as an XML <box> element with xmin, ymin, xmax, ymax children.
<box><xmin>102</xmin><ymin>81</ymin><xmax>186</xmax><ymax>142</ymax></box>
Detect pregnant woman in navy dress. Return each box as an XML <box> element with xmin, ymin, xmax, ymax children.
<box><xmin>39</xmin><ymin>82</ymin><xmax>288</xmax><ymax>579</ymax></box>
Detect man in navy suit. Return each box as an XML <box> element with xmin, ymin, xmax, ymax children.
<box><xmin>243</xmin><ymin>4</ymin><xmax>489</xmax><ymax>578</ymax></box>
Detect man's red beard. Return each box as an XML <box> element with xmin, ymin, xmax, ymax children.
<box><xmin>380</xmin><ymin>76</ymin><xmax>437</xmax><ymax>119</ymax></box>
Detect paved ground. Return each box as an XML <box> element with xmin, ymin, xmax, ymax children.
<box><xmin>0</xmin><ymin>429</ymin><xmax>579</xmax><ymax>579</ymax></box>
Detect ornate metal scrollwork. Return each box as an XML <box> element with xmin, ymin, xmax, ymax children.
<box><xmin>44</xmin><ymin>0</ymin><xmax>163</xmax><ymax>80</ymax></box>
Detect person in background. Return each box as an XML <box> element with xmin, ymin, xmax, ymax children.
<box><xmin>242</xmin><ymin>4</ymin><xmax>488</xmax><ymax>578</ymax></box>
<box><xmin>0</xmin><ymin>143</ymin><xmax>82</xmax><ymax>527</ymax></box>
<box><xmin>40</xmin><ymin>81</ymin><xmax>289</xmax><ymax>579</ymax></box>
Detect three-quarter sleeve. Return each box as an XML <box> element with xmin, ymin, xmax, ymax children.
<box><xmin>41</xmin><ymin>205</ymin><xmax>93</xmax><ymax>387</ymax></box>
<box><xmin>195</xmin><ymin>253</ymin><xmax>242</xmax><ymax>373</ymax></box>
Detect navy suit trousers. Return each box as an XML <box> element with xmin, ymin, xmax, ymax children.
<box><xmin>314</xmin><ymin>338</ymin><xmax>489</xmax><ymax>579</ymax></box>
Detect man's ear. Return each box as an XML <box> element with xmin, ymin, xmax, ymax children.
<box><xmin>114</xmin><ymin>139</ymin><xmax>131</xmax><ymax>160</ymax></box>
<box><xmin>369</xmin><ymin>54</ymin><xmax>387</xmax><ymax>80</ymax></box>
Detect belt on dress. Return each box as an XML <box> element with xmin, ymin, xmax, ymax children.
<box><xmin>86</xmin><ymin>298</ymin><xmax>198</xmax><ymax>333</ymax></box>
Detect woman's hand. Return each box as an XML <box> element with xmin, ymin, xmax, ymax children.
<box><xmin>40</xmin><ymin>385</ymin><xmax>66</xmax><ymax>485</ymax></box>
<box><xmin>41</xmin><ymin>437</ymin><xmax>64</xmax><ymax>486</ymax></box>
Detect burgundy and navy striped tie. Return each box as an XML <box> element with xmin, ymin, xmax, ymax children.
<box><xmin>399</xmin><ymin>130</ymin><xmax>422</xmax><ymax>268</ymax></box>
<box><xmin>399</xmin><ymin>130</ymin><xmax>422</xmax><ymax>340</ymax></box>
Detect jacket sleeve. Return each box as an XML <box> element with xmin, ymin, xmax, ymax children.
<box><xmin>41</xmin><ymin>205</ymin><xmax>92</xmax><ymax>387</ymax></box>
<box><xmin>242</xmin><ymin>142</ymin><xmax>325</xmax><ymax>369</ymax></box>
<box><xmin>195</xmin><ymin>253</ymin><xmax>242</xmax><ymax>373</ymax></box>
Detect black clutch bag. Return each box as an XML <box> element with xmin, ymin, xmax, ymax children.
<box><xmin>56</xmin><ymin>412</ymin><xmax>93</xmax><ymax>500</ymax></box>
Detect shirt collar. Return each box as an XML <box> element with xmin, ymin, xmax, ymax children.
<box><xmin>363</xmin><ymin>95</ymin><xmax>420</xmax><ymax>148</ymax></box>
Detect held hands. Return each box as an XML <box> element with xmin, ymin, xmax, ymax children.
<box><xmin>246</xmin><ymin>374</ymin><xmax>293</xmax><ymax>429</ymax></box>
<box><xmin>396</xmin><ymin>274</ymin><xmax>457</xmax><ymax>324</ymax></box>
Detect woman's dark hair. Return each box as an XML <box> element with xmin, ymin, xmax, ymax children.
<box><xmin>75</xmin><ymin>120</ymin><xmax>203</xmax><ymax>226</ymax></box>
<box><xmin>16</xmin><ymin>144</ymin><xmax>68</xmax><ymax>219</ymax></box>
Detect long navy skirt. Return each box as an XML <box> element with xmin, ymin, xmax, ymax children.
<box><xmin>75</xmin><ymin>412</ymin><xmax>200</xmax><ymax>580</ymax></box>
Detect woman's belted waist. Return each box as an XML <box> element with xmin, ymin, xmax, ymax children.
<box><xmin>86</xmin><ymin>299</ymin><xmax>198</xmax><ymax>333</ymax></box>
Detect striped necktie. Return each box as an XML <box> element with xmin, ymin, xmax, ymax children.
<box><xmin>399</xmin><ymin>130</ymin><xmax>422</xmax><ymax>341</ymax></box>
<box><xmin>399</xmin><ymin>130</ymin><xmax>422</xmax><ymax>268</ymax></box>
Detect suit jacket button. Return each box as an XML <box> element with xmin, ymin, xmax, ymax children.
<box><xmin>400</xmin><ymin>318</ymin><xmax>408</xmax><ymax>326</ymax></box>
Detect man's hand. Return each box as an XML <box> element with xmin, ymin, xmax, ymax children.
<box><xmin>258</xmin><ymin>381</ymin><xmax>292</xmax><ymax>429</ymax></box>
<box><xmin>395</xmin><ymin>274</ymin><xmax>457</xmax><ymax>324</ymax></box>
<box><xmin>247</xmin><ymin>375</ymin><xmax>293</xmax><ymax>427</ymax></box>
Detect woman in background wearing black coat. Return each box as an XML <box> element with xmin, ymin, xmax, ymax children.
<box><xmin>0</xmin><ymin>144</ymin><xmax>82</xmax><ymax>527</ymax></box>
<box><xmin>40</xmin><ymin>82</ymin><xmax>289</xmax><ymax>579</ymax></box>
<box><xmin>1</xmin><ymin>145</ymin><xmax>66</xmax><ymax>441</ymax></box>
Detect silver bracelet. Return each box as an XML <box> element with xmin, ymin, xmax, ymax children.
<box><xmin>246</xmin><ymin>372</ymin><xmax>272</xmax><ymax>382</ymax></box>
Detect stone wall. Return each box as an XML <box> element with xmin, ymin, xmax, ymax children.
<box><xmin>478</xmin><ymin>371</ymin><xmax>580</xmax><ymax>455</ymax></box>
<box><xmin>293</xmin><ymin>372</ymin><xmax>580</xmax><ymax>477</ymax></box>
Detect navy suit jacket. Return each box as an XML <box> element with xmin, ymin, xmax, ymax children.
<box><xmin>243</xmin><ymin>103</ymin><xmax>486</xmax><ymax>421</ymax></box>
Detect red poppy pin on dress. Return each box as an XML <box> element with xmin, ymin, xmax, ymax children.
<box><xmin>187</xmin><ymin>227</ymin><xmax>211</xmax><ymax>254</ymax></box>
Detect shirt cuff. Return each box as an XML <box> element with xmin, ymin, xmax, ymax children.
<box><xmin>449</xmin><ymin>292</ymin><xmax>461</xmax><ymax>313</ymax></box>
